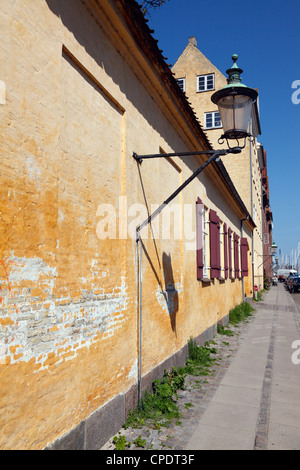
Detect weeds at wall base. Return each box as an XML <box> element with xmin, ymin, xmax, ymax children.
<box><xmin>113</xmin><ymin>301</ymin><xmax>256</xmax><ymax>449</ymax></box>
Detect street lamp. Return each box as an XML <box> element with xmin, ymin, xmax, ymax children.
<box><xmin>211</xmin><ymin>54</ymin><xmax>258</xmax><ymax>147</ymax></box>
<box><xmin>133</xmin><ymin>54</ymin><xmax>258</xmax><ymax>235</ymax></box>
<box><xmin>270</xmin><ymin>241</ymin><xmax>278</xmax><ymax>256</ymax></box>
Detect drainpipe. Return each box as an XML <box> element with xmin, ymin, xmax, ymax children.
<box><xmin>249</xmin><ymin>121</ymin><xmax>255</xmax><ymax>298</ymax></box>
<box><xmin>136</xmin><ymin>230</ymin><xmax>143</xmax><ymax>407</ymax></box>
<box><xmin>241</xmin><ymin>216</ymin><xmax>249</xmax><ymax>301</ymax></box>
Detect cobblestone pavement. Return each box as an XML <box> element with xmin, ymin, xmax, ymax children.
<box><xmin>101</xmin><ymin>306</ymin><xmax>257</xmax><ymax>451</ymax></box>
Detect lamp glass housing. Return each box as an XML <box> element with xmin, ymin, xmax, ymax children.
<box><xmin>271</xmin><ymin>242</ymin><xmax>278</xmax><ymax>255</ymax></box>
<box><xmin>216</xmin><ymin>92</ymin><xmax>253</xmax><ymax>140</ymax></box>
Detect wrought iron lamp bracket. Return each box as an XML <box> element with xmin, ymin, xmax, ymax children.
<box><xmin>217</xmin><ymin>133</ymin><xmax>254</xmax><ymax>149</ymax></box>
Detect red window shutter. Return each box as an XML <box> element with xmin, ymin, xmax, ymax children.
<box><xmin>196</xmin><ymin>198</ymin><xmax>204</xmax><ymax>280</ymax></box>
<box><xmin>224</xmin><ymin>223</ymin><xmax>228</xmax><ymax>279</ymax></box>
<box><xmin>241</xmin><ymin>237</ymin><xmax>248</xmax><ymax>277</ymax></box>
<box><xmin>234</xmin><ymin>233</ymin><xmax>239</xmax><ymax>277</ymax></box>
<box><xmin>228</xmin><ymin>228</ymin><xmax>232</xmax><ymax>278</ymax></box>
<box><xmin>209</xmin><ymin>209</ymin><xmax>221</xmax><ymax>279</ymax></box>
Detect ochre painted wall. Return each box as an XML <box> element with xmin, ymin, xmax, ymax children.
<box><xmin>0</xmin><ymin>1</ymin><xmax>252</xmax><ymax>449</ymax></box>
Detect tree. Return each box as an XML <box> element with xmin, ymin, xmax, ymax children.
<box><xmin>140</xmin><ymin>0</ymin><xmax>170</xmax><ymax>15</ymax></box>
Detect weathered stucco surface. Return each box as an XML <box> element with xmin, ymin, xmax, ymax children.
<box><xmin>0</xmin><ymin>0</ymin><xmax>253</xmax><ymax>449</ymax></box>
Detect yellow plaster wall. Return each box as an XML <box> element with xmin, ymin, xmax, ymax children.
<box><xmin>0</xmin><ymin>1</ymin><xmax>252</xmax><ymax>449</ymax></box>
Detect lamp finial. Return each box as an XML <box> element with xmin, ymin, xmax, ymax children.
<box><xmin>226</xmin><ymin>54</ymin><xmax>243</xmax><ymax>85</ymax></box>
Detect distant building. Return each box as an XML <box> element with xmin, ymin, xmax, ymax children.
<box><xmin>261</xmin><ymin>148</ymin><xmax>274</xmax><ymax>280</ymax></box>
<box><xmin>172</xmin><ymin>37</ymin><xmax>266</xmax><ymax>293</ymax></box>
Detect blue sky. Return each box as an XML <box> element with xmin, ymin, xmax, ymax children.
<box><xmin>145</xmin><ymin>0</ymin><xmax>300</xmax><ymax>263</ymax></box>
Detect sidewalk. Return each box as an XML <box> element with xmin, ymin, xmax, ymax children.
<box><xmin>186</xmin><ymin>283</ymin><xmax>300</xmax><ymax>450</ymax></box>
<box><xmin>102</xmin><ymin>284</ymin><xmax>300</xmax><ymax>451</ymax></box>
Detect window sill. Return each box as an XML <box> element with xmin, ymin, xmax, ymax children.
<box><xmin>200</xmin><ymin>277</ymin><xmax>212</xmax><ymax>283</ymax></box>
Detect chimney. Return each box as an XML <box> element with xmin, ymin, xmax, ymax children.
<box><xmin>188</xmin><ymin>37</ymin><xmax>197</xmax><ymax>47</ymax></box>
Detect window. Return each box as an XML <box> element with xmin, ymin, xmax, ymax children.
<box><xmin>196</xmin><ymin>198</ymin><xmax>209</xmax><ymax>280</ymax></box>
<box><xmin>219</xmin><ymin>221</ymin><xmax>225</xmax><ymax>279</ymax></box>
<box><xmin>264</xmin><ymin>233</ymin><xmax>270</xmax><ymax>245</ymax></box>
<box><xmin>197</xmin><ymin>73</ymin><xmax>214</xmax><ymax>92</ymax></box>
<box><xmin>234</xmin><ymin>233</ymin><xmax>240</xmax><ymax>278</ymax></box>
<box><xmin>203</xmin><ymin>207</ymin><xmax>210</xmax><ymax>278</ymax></box>
<box><xmin>223</xmin><ymin>223</ymin><xmax>228</xmax><ymax>279</ymax></box>
<box><xmin>228</xmin><ymin>228</ymin><xmax>233</xmax><ymax>279</ymax></box>
<box><xmin>209</xmin><ymin>209</ymin><xmax>221</xmax><ymax>279</ymax></box>
<box><xmin>176</xmin><ymin>78</ymin><xmax>185</xmax><ymax>92</ymax></box>
<box><xmin>197</xmin><ymin>205</ymin><xmax>248</xmax><ymax>282</ymax></box>
<box><xmin>205</xmin><ymin>111</ymin><xmax>222</xmax><ymax>129</ymax></box>
<box><xmin>241</xmin><ymin>238</ymin><xmax>249</xmax><ymax>277</ymax></box>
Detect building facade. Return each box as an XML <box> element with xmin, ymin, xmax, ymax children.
<box><xmin>172</xmin><ymin>37</ymin><xmax>265</xmax><ymax>294</ymax></box>
<box><xmin>1</xmin><ymin>0</ymin><xmax>255</xmax><ymax>449</ymax></box>
<box><xmin>261</xmin><ymin>148</ymin><xmax>274</xmax><ymax>282</ymax></box>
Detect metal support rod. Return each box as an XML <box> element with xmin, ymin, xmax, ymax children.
<box><xmin>133</xmin><ymin>147</ymin><xmax>241</xmax><ymax>163</ymax></box>
<box><xmin>258</xmin><ymin>254</ymin><xmax>274</xmax><ymax>269</ymax></box>
<box><xmin>135</xmin><ymin>149</ymin><xmax>233</xmax><ymax>237</ymax></box>
<box><xmin>134</xmin><ymin>150</ymin><xmax>218</xmax><ymax>162</ymax></box>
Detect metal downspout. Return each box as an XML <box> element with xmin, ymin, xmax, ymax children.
<box><xmin>250</xmin><ymin>121</ymin><xmax>255</xmax><ymax>298</ymax></box>
<box><xmin>241</xmin><ymin>215</ymin><xmax>249</xmax><ymax>302</ymax></box>
<box><xmin>136</xmin><ymin>231</ymin><xmax>143</xmax><ymax>407</ymax></box>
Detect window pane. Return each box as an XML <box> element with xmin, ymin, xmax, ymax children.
<box><xmin>207</xmin><ymin>74</ymin><xmax>214</xmax><ymax>89</ymax></box>
<box><xmin>198</xmin><ymin>76</ymin><xmax>205</xmax><ymax>91</ymax></box>
<box><xmin>205</xmin><ymin>113</ymin><xmax>213</xmax><ymax>128</ymax></box>
<box><xmin>214</xmin><ymin>112</ymin><xmax>222</xmax><ymax>127</ymax></box>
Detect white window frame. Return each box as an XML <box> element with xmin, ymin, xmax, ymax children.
<box><xmin>230</xmin><ymin>235</ymin><xmax>235</xmax><ymax>279</ymax></box>
<box><xmin>219</xmin><ymin>221</ymin><xmax>225</xmax><ymax>279</ymax></box>
<box><xmin>205</xmin><ymin>111</ymin><xmax>222</xmax><ymax>129</ymax></box>
<box><xmin>197</xmin><ymin>73</ymin><xmax>215</xmax><ymax>92</ymax></box>
<box><xmin>177</xmin><ymin>78</ymin><xmax>186</xmax><ymax>92</ymax></box>
<box><xmin>202</xmin><ymin>207</ymin><xmax>210</xmax><ymax>278</ymax></box>
<box><xmin>238</xmin><ymin>239</ymin><xmax>241</xmax><ymax>278</ymax></box>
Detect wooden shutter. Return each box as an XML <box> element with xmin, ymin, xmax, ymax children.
<box><xmin>224</xmin><ymin>223</ymin><xmax>228</xmax><ymax>279</ymax></box>
<box><xmin>241</xmin><ymin>237</ymin><xmax>248</xmax><ymax>277</ymax></box>
<box><xmin>234</xmin><ymin>233</ymin><xmax>239</xmax><ymax>277</ymax></box>
<box><xmin>228</xmin><ymin>228</ymin><xmax>232</xmax><ymax>278</ymax></box>
<box><xmin>196</xmin><ymin>198</ymin><xmax>204</xmax><ymax>280</ymax></box>
<box><xmin>209</xmin><ymin>209</ymin><xmax>221</xmax><ymax>279</ymax></box>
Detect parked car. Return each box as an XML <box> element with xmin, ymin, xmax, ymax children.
<box><xmin>277</xmin><ymin>269</ymin><xmax>298</xmax><ymax>283</ymax></box>
<box><xmin>286</xmin><ymin>274</ymin><xmax>300</xmax><ymax>293</ymax></box>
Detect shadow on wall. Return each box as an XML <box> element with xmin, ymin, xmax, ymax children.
<box><xmin>45</xmin><ymin>0</ymin><xmax>179</xmax><ymax>147</ymax></box>
<box><xmin>162</xmin><ymin>252</ymin><xmax>178</xmax><ymax>335</ymax></box>
<box><xmin>139</xmin><ymin>240</ymin><xmax>179</xmax><ymax>336</ymax></box>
